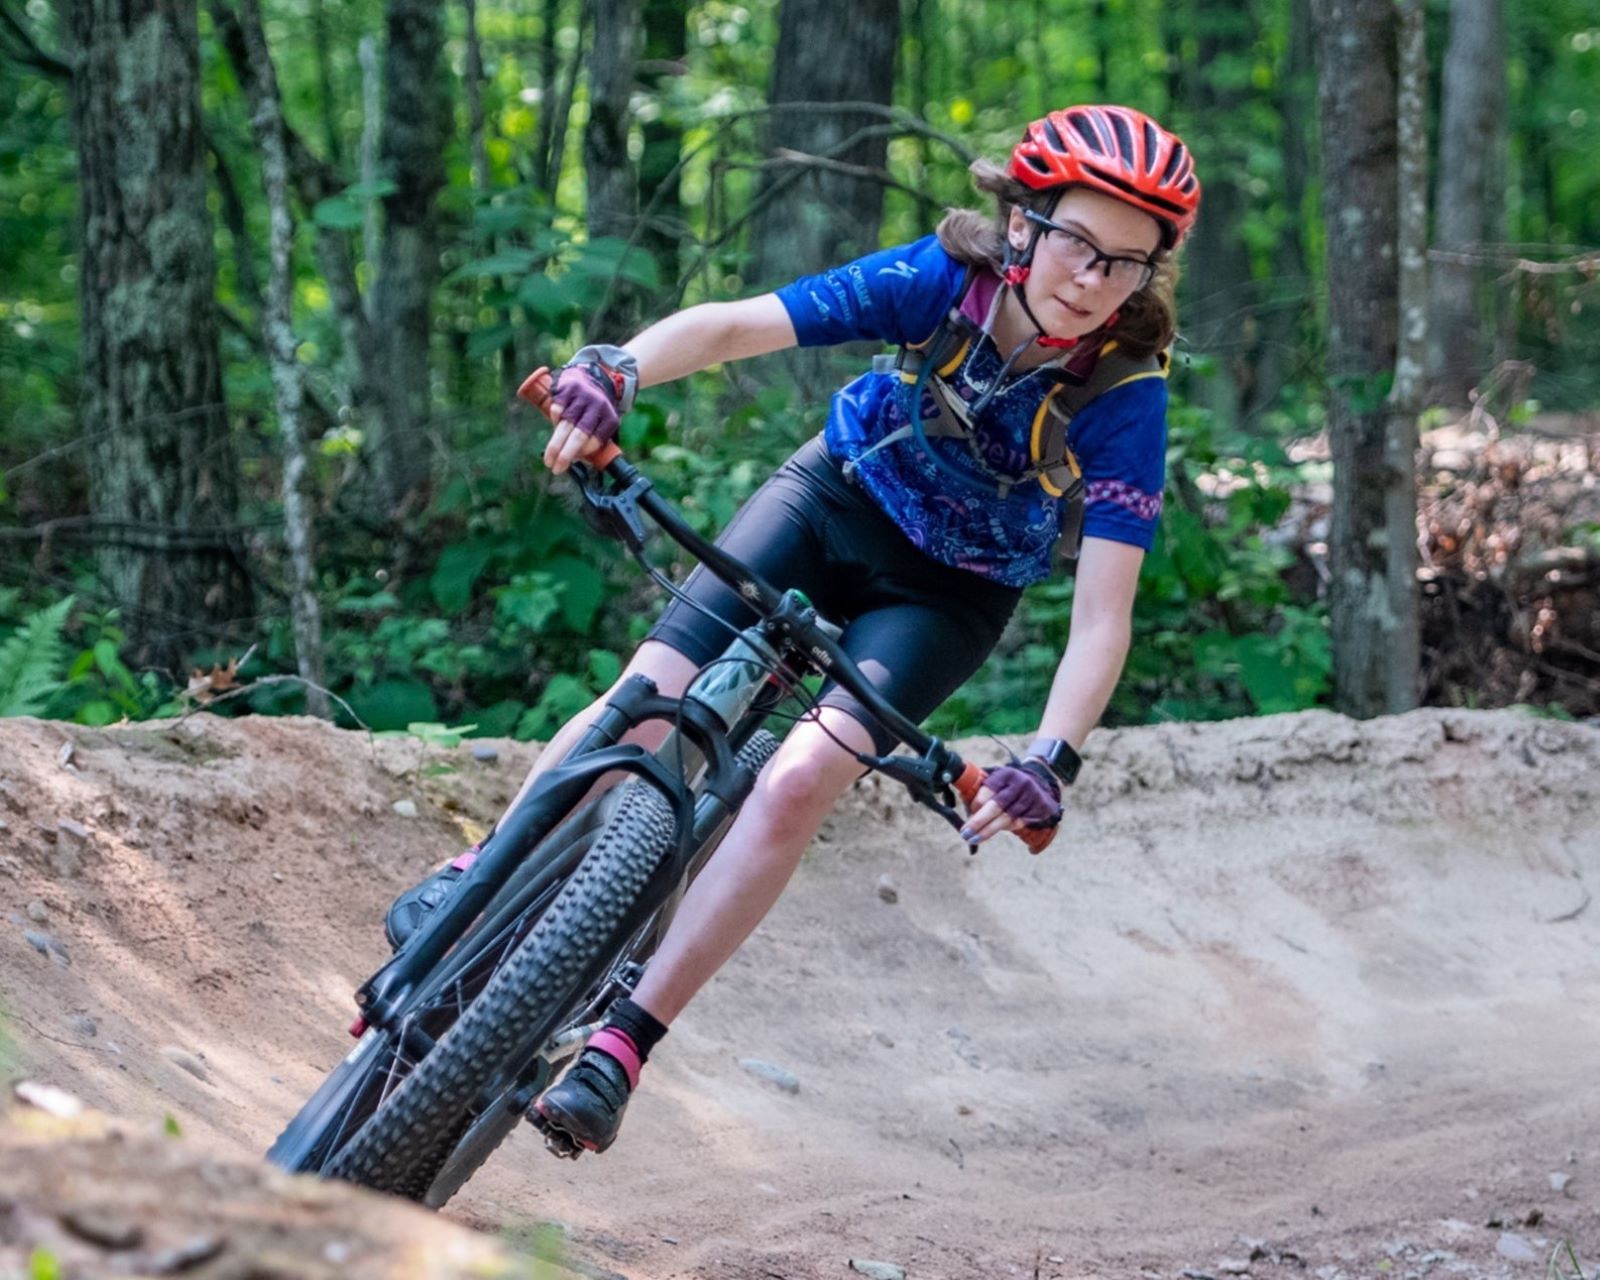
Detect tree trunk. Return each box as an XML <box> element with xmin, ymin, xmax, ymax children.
<box><xmin>236</xmin><ymin>0</ymin><xmax>329</xmax><ymax>717</ymax></box>
<box><xmin>67</xmin><ymin>0</ymin><xmax>251</xmax><ymax>669</ymax></box>
<box><xmin>1181</xmin><ymin>0</ymin><xmax>1257</xmax><ymax>432</ymax></box>
<box><xmin>637</xmin><ymin>0</ymin><xmax>687</xmax><ymax>291</ymax></box>
<box><xmin>1243</xmin><ymin>0</ymin><xmax>1314</xmax><ymax>424</ymax></box>
<box><xmin>750</xmin><ymin>0</ymin><xmax>902</xmax><ymax>286</ymax></box>
<box><xmin>1428</xmin><ymin>0</ymin><xmax>1505</xmax><ymax>407</ymax></box>
<box><xmin>1311</xmin><ymin>0</ymin><xmax>1414</xmax><ymax>718</ymax></box>
<box><xmin>584</xmin><ymin>0</ymin><xmax>641</xmax><ymax>336</ymax></box>
<box><xmin>1384</xmin><ymin>0</ymin><xmax>1427</xmax><ymax>713</ymax></box>
<box><xmin>366</xmin><ymin>0</ymin><xmax>449</xmax><ymax>518</ymax></box>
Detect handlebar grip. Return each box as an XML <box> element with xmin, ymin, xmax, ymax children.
<box><xmin>516</xmin><ymin>366</ymin><xmax>622</xmax><ymax>471</ymax></box>
<box><xmin>953</xmin><ymin>762</ymin><xmax>1055</xmax><ymax>856</ymax></box>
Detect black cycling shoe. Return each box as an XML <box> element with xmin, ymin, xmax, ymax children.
<box><xmin>535</xmin><ymin>1048</ymin><xmax>633</xmax><ymax>1157</ymax></box>
<box><xmin>384</xmin><ymin>849</ymin><xmax>478</xmax><ymax>951</ymax></box>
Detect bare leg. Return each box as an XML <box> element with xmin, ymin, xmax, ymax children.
<box><xmin>630</xmin><ymin>707</ymin><xmax>873</xmax><ymax>1024</ymax></box>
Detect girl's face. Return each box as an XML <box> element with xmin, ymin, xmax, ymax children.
<box><xmin>1006</xmin><ymin>187</ymin><xmax>1163</xmax><ymax>340</ymax></box>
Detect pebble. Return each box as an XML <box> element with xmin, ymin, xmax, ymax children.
<box><xmin>161</xmin><ymin>1046</ymin><xmax>213</xmax><ymax>1084</ymax></box>
<box><xmin>876</xmin><ymin>874</ymin><xmax>899</xmax><ymax>904</ymax></box>
<box><xmin>1550</xmin><ymin>1171</ymin><xmax>1573</xmax><ymax>1195</ymax></box>
<box><xmin>739</xmin><ymin>1058</ymin><xmax>800</xmax><ymax>1094</ymax></box>
<box><xmin>849</xmin><ymin>1262</ymin><xmax>906</xmax><ymax>1280</ymax></box>
<box><xmin>470</xmin><ymin>743</ymin><xmax>499</xmax><ymax>763</ymax></box>
<box><xmin>23</xmin><ymin>929</ymin><xmax>68</xmax><ymax>965</ymax></box>
<box><xmin>14</xmin><ymin>1080</ymin><xmax>85</xmax><ymax>1118</ymax></box>
<box><xmin>69</xmin><ymin>1014</ymin><xmax>97</xmax><ymax>1039</ymax></box>
<box><xmin>1495</xmin><ymin>1233</ymin><xmax>1538</xmax><ymax>1264</ymax></box>
<box><xmin>872</xmin><ymin>1030</ymin><xmax>895</xmax><ymax>1049</ymax></box>
<box><xmin>25</xmin><ymin>900</ymin><xmax>47</xmax><ymax>923</ymax></box>
<box><xmin>1218</xmin><ymin>1261</ymin><xmax>1252</xmax><ymax>1275</ymax></box>
<box><xmin>57</xmin><ymin>818</ymin><xmax>90</xmax><ymax>845</ymax></box>
<box><xmin>392</xmin><ymin>799</ymin><xmax>419</xmax><ymax>819</ymax></box>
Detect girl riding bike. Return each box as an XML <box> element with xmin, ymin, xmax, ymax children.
<box><xmin>388</xmin><ymin>103</ymin><xmax>1200</xmax><ymax>1158</ymax></box>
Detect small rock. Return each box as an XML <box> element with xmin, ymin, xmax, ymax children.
<box><xmin>322</xmin><ymin>1241</ymin><xmax>353</xmax><ymax>1265</ymax></box>
<box><xmin>69</xmin><ymin>1014</ymin><xmax>97</xmax><ymax>1038</ymax></box>
<box><xmin>1218</xmin><ymin>1261</ymin><xmax>1252</xmax><ymax>1276</ymax></box>
<box><xmin>56</xmin><ymin>740</ymin><xmax>75</xmax><ymax>769</ymax></box>
<box><xmin>876</xmin><ymin>874</ymin><xmax>899</xmax><ymax>904</ymax></box>
<box><xmin>23</xmin><ymin>929</ymin><xmax>68</xmax><ymax>965</ymax></box>
<box><xmin>739</xmin><ymin>1058</ymin><xmax>800</xmax><ymax>1094</ymax></box>
<box><xmin>872</xmin><ymin>1030</ymin><xmax>895</xmax><ymax>1049</ymax></box>
<box><xmin>1181</xmin><ymin>1270</ymin><xmax>1218</xmax><ymax>1280</ymax></box>
<box><xmin>661</xmin><ymin>1236</ymin><xmax>679</xmax><ymax>1246</ymax></box>
<box><xmin>392</xmin><ymin>799</ymin><xmax>419</xmax><ymax>819</ymax></box>
<box><xmin>14</xmin><ymin>1080</ymin><xmax>84</xmax><ymax>1118</ymax></box>
<box><xmin>25</xmin><ymin>900</ymin><xmax>47</xmax><ymax>923</ymax></box>
<box><xmin>1495</xmin><ymin>1233</ymin><xmax>1538</xmax><ymax>1264</ymax></box>
<box><xmin>1418</xmin><ymin>1252</ymin><xmax>1456</xmax><ymax>1264</ymax></box>
<box><xmin>1236</xmin><ymin>1238</ymin><xmax>1267</xmax><ymax>1261</ymax></box>
<box><xmin>849</xmin><ymin>1262</ymin><xmax>906</xmax><ymax>1280</ymax></box>
<box><xmin>470</xmin><ymin>743</ymin><xmax>499</xmax><ymax>763</ymax></box>
<box><xmin>61</xmin><ymin>1211</ymin><xmax>143</xmax><ymax>1250</ymax></box>
<box><xmin>161</xmin><ymin>1046</ymin><xmax>213</xmax><ymax>1084</ymax></box>
<box><xmin>57</xmin><ymin>818</ymin><xmax>90</xmax><ymax>845</ymax></box>
<box><xmin>1550</xmin><ymin>1172</ymin><xmax>1573</xmax><ymax>1195</ymax></box>
<box><xmin>955</xmin><ymin>1104</ymin><xmax>973</xmax><ymax>1116</ymax></box>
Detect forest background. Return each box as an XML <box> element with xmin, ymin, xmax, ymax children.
<box><xmin>0</xmin><ymin>0</ymin><xmax>1595</xmax><ymax>745</ymax></box>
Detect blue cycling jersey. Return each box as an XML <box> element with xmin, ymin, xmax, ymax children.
<box><xmin>774</xmin><ymin>235</ymin><xmax>1168</xmax><ymax>588</ymax></box>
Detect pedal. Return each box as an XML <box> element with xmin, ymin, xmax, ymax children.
<box><xmin>528</xmin><ymin>1109</ymin><xmax>585</xmax><ymax>1160</ymax></box>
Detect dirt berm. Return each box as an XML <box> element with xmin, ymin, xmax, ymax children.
<box><xmin>0</xmin><ymin>709</ymin><xmax>1596</xmax><ymax>1280</ymax></box>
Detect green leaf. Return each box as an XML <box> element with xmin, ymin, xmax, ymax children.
<box><xmin>0</xmin><ymin>596</ymin><xmax>73</xmax><ymax>716</ymax></box>
<box><xmin>448</xmin><ymin>248</ymin><xmax>544</xmax><ymax>281</ymax></box>
<box><xmin>587</xmin><ymin>649</ymin><xmax>622</xmax><ymax>688</ymax></box>
<box><xmin>466</xmin><ymin>323</ymin><xmax>515</xmax><ymax>359</ymax></box>
<box><xmin>342</xmin><ymin>179</ymin><xmax>398</xmax><ymax>200</ymax></box>
<box><xmin>543</xmin><ymin>556</ymin><xmax>604</xmax><ymax>633</ymax></box>
<box><xmin>496</xmin><ymin>573</ymin><xmax>562</xmax><ymax>634</ymax></box>
<box><xmin>346</xmin><ymin>679</ymin><xmax>439</xmax><ymax>732</ymax></box>
<box><xmin>430</xmin><ymin>540</ymin><xmax>500</xmax><ymax>615</ymax></box>
<box><xmin>311</xmin><ymin>196</ymin><xmax>364</xmax><ymax>230</ymax></box>
<box><xmin>163</xmin><ymin>1113</ymin><xmax>182</xmax><ymax>1138</ymax></box>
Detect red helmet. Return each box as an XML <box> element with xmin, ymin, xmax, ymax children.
<box><xmin>1009</xmin><ymin>105</ymin><xmax>1201</xmax><ymax>248</ymax></box>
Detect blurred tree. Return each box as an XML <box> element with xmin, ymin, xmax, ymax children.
<box><xmin>1311</xmin><ymin>0</ymin><xmax>1418</xmax><ymax>716</ymax></box>
<box><xmin>585</xmin><ymin>0</ymin><xmax>641</xmax><ymax>335</ymax></box>
<box><xmin>637</xmin><ymin>0</ymin><xmax>687</xmax><ymax>292</ymax></box>
<box><xmin>66</xmin><ymin>0</ymin><xmax>252</xmax><ymax>667</ymax></box>
<box><xmin>1428</xmin><ymin>0</ymin><xmax>1506</xmax><ymax>407</ymax></box>
<box><xmin>750</xmin><ymin>0</ymin><xmax>901</xmax><ymax>284</ymax></box>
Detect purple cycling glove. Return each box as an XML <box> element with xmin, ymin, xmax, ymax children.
<box><xmin>982</xmin><ymin>759</ymin><xmax>1062</xmax><ymax>830</ymax></box>
<box><xmin>551</xmin><ymin>345</ymin><xmax>639</xmax><ymax>443</ymax></box>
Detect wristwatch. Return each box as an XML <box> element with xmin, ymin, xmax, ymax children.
<box><xmin>1025</xmin><ymin>735</ymin><xmax>1082</xmax><ymax>787</ymax></box>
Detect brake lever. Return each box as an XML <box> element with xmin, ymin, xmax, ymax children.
<box><xmin>858</xmin><ymin>751</ymin><xmax>974</xmax><ymax>847</ymax></box>
<box><xmin>570</xmin><ymin>463</ymin><xmax>652</xmax><ymax>552</ymax></box>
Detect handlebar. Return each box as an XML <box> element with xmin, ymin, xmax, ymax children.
<box><xmin>516</xmin><ymin>367</ymin><xmax>1053</xmax><ymax>855</ymax></box>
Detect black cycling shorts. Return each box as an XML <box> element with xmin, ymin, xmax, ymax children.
<box><xmin>648</xmin><ymin>436</ymin><xmax>1022</xmax><ymax>754</ymax></box>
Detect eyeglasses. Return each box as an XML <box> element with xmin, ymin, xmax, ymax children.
<box><xmin>1023</xmin><ymin>209</ymin><xmax>1156</xmax><ymax>290</ymax></box>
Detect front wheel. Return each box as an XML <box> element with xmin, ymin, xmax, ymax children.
<box><xmin>320</xmin><ymin>779</ymin><xmax>679</xmax><ymax>1195</ymax></box>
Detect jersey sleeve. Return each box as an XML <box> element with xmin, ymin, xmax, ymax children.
<box><xmin>774</xmin><ymin>235</ymin><xmax>966</xmax><ymax>349</ymax></box>
<box><xmin>1069</xmin><ymin>375</ymin><xmax>1169</xmax><ymax>552</ymax></box>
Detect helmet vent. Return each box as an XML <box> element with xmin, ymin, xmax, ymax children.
<box><xmin>1042</xmin><ymin>117</ymin><xmax>1067</xmax><ymax>152</ymax></box>
<box><xmin>1142</xmin><ymin>120</ymin><xmax>1159</xmax><ymax>172</ymax></box>
<box><xmin>1109</xmin><ymin>111</ymin><xmax>1135</xmax><ymax>161</ymax></box>
<box><xmin>1068</xmin><ymin>112</ymin><xmax>1105</xmax><ymax>155</ymax></box>
<box><xmin>1160</xmin><ymin>143</ymin><xmax>1188</xmax><ymax>185</ymax></box>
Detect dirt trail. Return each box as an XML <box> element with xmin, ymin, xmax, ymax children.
<box><xmin>0</xmin><ymin>709</ymin><xmax>1597</xmax><ymax>1279</ymax></box>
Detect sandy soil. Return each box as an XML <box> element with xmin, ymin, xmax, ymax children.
<box><xmin>0</xmin><ymin>708</ymin><xmax>1597</xmax><ymax>1280</ymax></box>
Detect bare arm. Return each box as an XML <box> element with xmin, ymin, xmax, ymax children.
<box><xmin>544</xmin><ymin>294</ymin><xmax>798</xmax><ymax>472</ymax></box>
<box><xmin>1034</xmin><ymin>536</ymin><xmax>1143</xmax><ymax>751</ymax></box>
<box><xmin>965</xmin><ymin>536</ymin><xmax>1144</xmax><ymax>843</ymax></box>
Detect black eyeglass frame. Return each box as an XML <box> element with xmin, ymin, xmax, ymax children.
<box><xmin>1022</xmin><ymin>208</ymin><xmax>1158</xmax><ymax>290</ymax></box>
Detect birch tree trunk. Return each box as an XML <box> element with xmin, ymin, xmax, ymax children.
<box><xmin>67</xmin><ymin>0</ymin><xmax>252</xmax><ymax>668</ymax></box>
<box><xmin>1428</xmin><ymin>0</ymin><xmax>1505</xmax><ymax>406</ymax></box>
<box><xmin>235</xmin><ymin>0</ymin><xmax>329</xmax><ymax>717</ymax></box>
<box><xmin>1310</xmin><ymin>0</ymin><xmax>1413</xmax><ymax>718</ymax></box>
<box><xmin>1384</xmin><ymin>0</ymin><xmax>1427</xmax><ymax>713</ymax></box>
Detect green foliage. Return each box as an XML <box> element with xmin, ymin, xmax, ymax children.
<box><xmin>30</xmin><ymin>1249</ymin><xmax>63</xmax><ymax>1280</ymax></box>
<box><xmin>0</xmin><ymin>595</ymin><xmax>72</xmax><ymax>716</ymax></box>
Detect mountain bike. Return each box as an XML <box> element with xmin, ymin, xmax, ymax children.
<box><xmin>264</xmin><ymin>370</ymin><xmax>1049</xmax><ymax>1207</ymax></box>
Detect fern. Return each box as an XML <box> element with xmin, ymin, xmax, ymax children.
<box><xmin>0</xmin><ymin>596</ymin><xmax>74</xmax><ymax>717</ymax></box>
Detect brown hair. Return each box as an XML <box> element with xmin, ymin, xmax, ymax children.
<box><xmin>934</xmin><ymin>158</ymin><xmax>1179</xmax><ymax>360</ymax></box>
